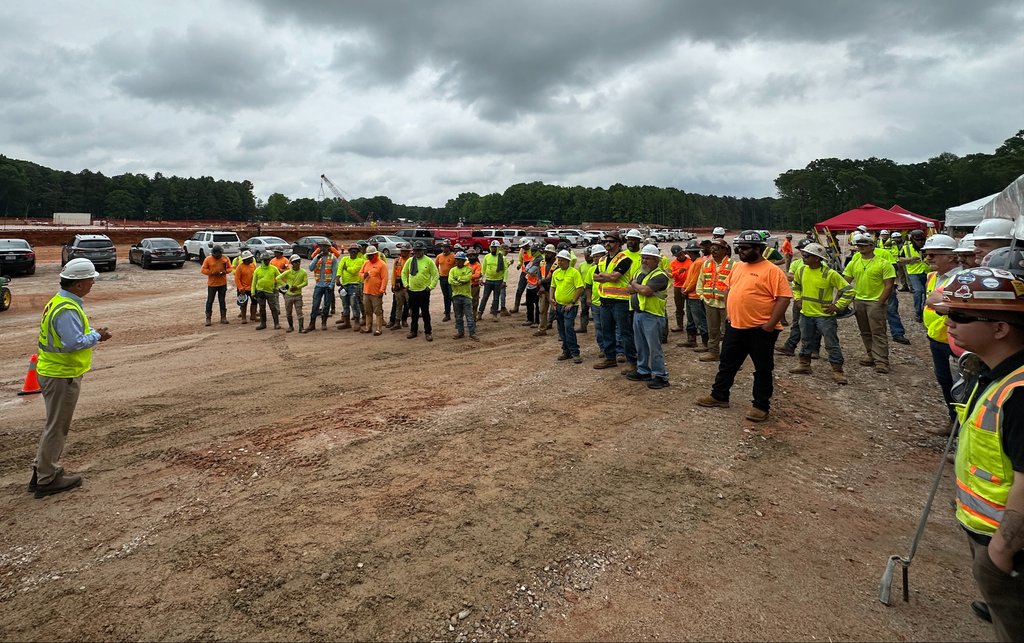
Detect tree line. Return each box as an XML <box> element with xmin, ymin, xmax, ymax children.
<box><xmin>0</xmin><ymin>130</ymin><xmax>1020</xmax><ymax>229</ymax></box>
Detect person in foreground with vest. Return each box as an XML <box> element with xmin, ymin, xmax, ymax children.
<box><xmin>30</xmin><ymin>258</ymin><xmax>112</xmax><ymax>498</ymax></box>
<box><xmin>626</xmin><ymin>244</ymin><xmax>671</xmax><ymax>389</ymax></box>
<box><xmin>919</xmin><ymin>234</ymin><xmax>962</xmax><ymax>426</ymax></box>
<box><xmin>696</xmin><ymin>230</ymin><xmax>791</xmax><ymax>422</ymax></box>
<box><xmin>550</xmin><ymin>249</ymin><xmax>585</xmax><ymax>364</ymax></box>
<box><xmin>593</xmin><ymin>232</ymin><xmax>636</xmax><ymax>369</ymax></box>
<box><xmin>251</xmin><ymin>251</ymin><xmax>283</xmax><ymax>330</ymax></box>
<box><xmin>696</xmin><ymin>239</ymin><xmax>733</xmax><ymax>362</ymax></box>
<box><xmin>233</xmin><ymin>250</ymin><xmax>257</xmax><ymax>324</ymax></box>
<box><xmin>789</xmin><ymin>243</ymin><xmax>854</xmax><ymax>383</ymax></box>
<box><xmin>943</xmin><ymin>268</ymin><xmax>1024</xmax><ymax>641</ymax></box>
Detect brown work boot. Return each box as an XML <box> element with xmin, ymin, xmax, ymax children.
<box><xmin>452</xmin><ymin>332</ymin><xmax>465</xmax><ymax>339</ymax></box>
<box><xmin>695</xmin><ymin>395</ymin><xmax>729</xmax><ymax>409</ymax></box>
<box><xmin>500</xmin><ymin>308</ymin><xmax>511</xmax><ymax>317</ymax></box>
<box><xmin>616</xmin><ymin>354</ymin><xmax>626</xmax><ymax>364</ymax></box>
<box><xmin>337</xmin><ymin>314</ymin><xmax>351</xmax><ymax>329</ymax></box>
<box><xmin>698</xmin><ymin>352</ymin><xmax>720</xmax><ymax>362</ymax></box>
<box><xmin>830</xmin><ymin>363</ymin><xmax>848</xmax><ymax>385</ymax></box>
<box><xmin>592</xmin><ymin>359</ymin><xmax>618</xmax><ymax>370</ymax></box>
<box><xmin>220</xmin><ymin>313</ymin><xmax>229</xmax><ymax>325</ymax></box>
<box><xmin>679</xmin><ymin>333</ymin><xmax>697</xmax><ymax>348</ymax></box>
<box><xmin>858</xmin><ymin>357</ymin><xmax>875</xmax><ymax>367</ymax></box>
<box><xmin>205</xmin><ymin>314</ymin><xmax>212</xmax><ymax>327</ymax></box>
<box><xmin>789</xmin><ymin>357</ymin><xmax>812</xmax><ymax>375</ymax></box>
<box><xmin>745</xmin><ymin>407</ymin><xmax>769</xmax><ymax>422</ymax></box>
<box><xmin>775</xmin><ymin>345</ymin><xmax>796</xmax><ymax>356</ymax></box>
<box><xmin>874</xmin><ymin>364</ymin><xmax>890</xmax><ymax>374</ymax></box>
<box><xmin>533</xmin><ymin>329</ymin><xmax>547</xmax><ymax>336</ymax></box>
<box><xmin>33</xmin><ymin>473</ymin><xmax>82</xmax><ymax>499</ymax></box>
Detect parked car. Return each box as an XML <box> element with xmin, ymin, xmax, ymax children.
<box><xmin>242</xmin><ymin>236</ymin><xmax>292</xmax><ymax>257</ymax></box>
<box><xmin>183</xmin><ymin>230</ymin><xmax>242</xmax><ymax>261</ymax></box>
<box><xmin>366</xmin><ymin>234</ymin><xmax>407</xmax><ymax>257</ymax></box>
<box><xmin>0</xmin><ymin>276</ymin><xmax>10</xmax><ymax>311</ymax></box>
<box><xmin>0</xmin><ymin>238</ymin><xmax>36</xmax><ymax>276</ymax></box>
<box><xmin>61</xmin><ymin>234</ymin><xmax>116</xmax><ymax>271</ymax></box>
<box><xmin>128</xmin><ymin>237</ymin><xmax>186</xmax><ymax>269</ymax></box>
<box><xmin>545</xmin><ymin>229</ymin><xmax>584</xmax><ymax>247</ymax></box>
<box><xmin>292</xmin><ymin>236</ymin><xmax>336</xmax><ymax>259</ymax></box>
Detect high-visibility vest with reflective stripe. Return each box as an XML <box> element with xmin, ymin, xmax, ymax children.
<box><xmin>526</xmin><ymin>260</ymin><xmax>549</xmax><ymax>287</ymax></box>
<box><xmin>37</xmin><ymin>293</ymin><xmax>93</xmax><ymax>378</ymax></box>
<box><xmin>792</xmin><ymin>264</ymin><xmax>854</xmax><ymax>317</ymax></box>
<box><xmin>598</xmin><ymin>252</ymin><xmax>631</xmax><ymax>300</ymax></box>
<box><xmin>623</xmin><ymin>249</ymin><xmax>642</xmax><ymax>279</ymax></box>
<box><xmin>923</xmin><ymin>270</ymin><xmax>960</xmax><ymax>342</ymax></box>
<box><xmin>637</xmin><ymin>268</ymin><xmax>668</xmax><ymax>317</ymax></box>
<box><xmin>901</xmin><ymin>243</ymin><xmax>928</xmax><ymax>274</ymax></box>
<box><xmin>953</xmin><ymin>366</ymin><xmax>1024</xmax><ymax>536</ymax></box>
<box><xmin>699</xmin><ymin>257</ymin><xmax>734</xmax><ymax>302</ymax></box>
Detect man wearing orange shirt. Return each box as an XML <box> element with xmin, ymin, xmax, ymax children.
<box><xmin>359</xmin><ymin>245</ymin><xmax>389</xmax><ymax>335</ymax></box>
<box><xmin>270</xmin><ymin>249</ymin><xmax>291</xmax><ymax>273</ymax></box>
<box><xmin>233</xmin><ymin>250</ymin><xmax>257</xmax><ymax>324</ymax></box>
<box><xmin>200</xmin><ymin>245</ymin><xmax>233</xmax><ymax>326</ymax></box>
<box><xmin>435</xmin><ymin>241</ymin><xmax>457</xmax><ymax>322</ymax></box>
<box><xmin>697</xmin><ymin>230</ymin><xmax>792</xmax><ymax>422</ymax></box>
<box><xmin>679</xmin><ymin>241</ymin><xmax>708</xmax><ymax>349</ymax></box>
<box><xmin>781</xmin><ymin>233</ymin><xmax>794</xmax><ymax>270</ymax></box>
<box><xmin>668</xmin><ymin>245</ymin><xmax>692</xmax><ymax>334</ymax></box>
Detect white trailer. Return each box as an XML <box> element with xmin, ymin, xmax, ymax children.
<box><xmin>53</xmin><ymin>212</ymin><xmax>92</xmax><ymax>225</ymax></box>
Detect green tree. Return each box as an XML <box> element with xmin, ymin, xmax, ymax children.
<box><xmin>265</xmin><ymin>193</ymin><xmax>289</xmax><ymax>221</ymax></box>
<box><xmin>104</xmin><ymin>189</ymin><xmax>139</xmax><ymax>219</ymax></box>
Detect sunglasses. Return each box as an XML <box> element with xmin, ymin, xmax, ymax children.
<box><xmin>947</xmin><ymin>311</ymin><xmax>1000</xmax><ymax>324</ymax></box>
<box><xmin>735</xmin><ymin>245</ymin><xmax>756</xmax><ymax>252</ymax></box>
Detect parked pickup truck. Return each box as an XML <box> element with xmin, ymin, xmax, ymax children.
<box><xmin>395</xmin><ymin>229</ymin><xmax>437</xmax><ymax>252</ymax></box>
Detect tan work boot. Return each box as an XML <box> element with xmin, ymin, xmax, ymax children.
<box><xmin>745</xmin><ymin>407</ymin><xmax>769</xmax><ymax>422</ymax></box>
<box><xmin>698</xmin><ymin>352</ymin><xmax>720</xmax><ymax>362</ymax></box>
<box><xmin>789</xmin><ymin>356</ymin><xmax>812</xmax><ymax>375</ymax></box>
<box><xmin>695</xmin><ymin>395</ymin><xmax>729</xmax><ymax>409</ymax></box>
<box><xmin>874</xmin><ymin>364</ymin><xmax>890</xmax><ymax>374</ymax></box>
<box><xmin>830</xmin><ymin>362</ymin><xmax>848</xmax><ymax>384</ymax></box>
<box><xmin>205</xmin><ymin>314</ymin><xmax>212</xmax><ymax>327</ymax></box>
<box><xmin>337</xmin><ymin>314</ymin><xmax>351</xmax><ymax>329</ymax></box>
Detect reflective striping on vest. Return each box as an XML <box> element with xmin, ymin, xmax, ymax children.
<box><xmin>39</xmin><ymin>301</ymin><xmax>81</xmax><ymax>353</ymax></box>
<box><xmin>699</xmin><ymin>257</ymin><xmax>733</xmax><ymax>301</ymax></box>
<box><xmin>970</xmin><ymin>465</ymin><xmax>1003</xmax><ymax>485</ymax></box>
<box><xmin>598</xmin><ymin>252</ymin><xmax>631</xmax><ymax>300</ymax></box>
<box><xmin>956</xmin><ymin>495</ymin><xmax>1002</xmax><ymax>528</ymax></box>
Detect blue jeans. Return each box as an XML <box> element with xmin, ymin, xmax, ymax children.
<box><xmin>439</xmin><ymin>276</ymin><xmax>453</xmax><ymax>316</ymax></box>
<box><xmin>798</xmin><ymin>315</ymin><xmax>844</xmax><ymax>364</ymax></box>
<box><xmin>929</xmin><ymin>338</ymin><xmax>956</xmax><ymax>419</ymax></box>
<box><xmin>453</xmin><ymin>295</ymin><xmax>475</xmax><ymax>335</ymax></box>
<box><xmin>342</xmin><ymin>283</ymin><xmax>363</xmax><ymax>320</ymax></box>
<box><xmin>634</xmin><ymin>312</ymin><xmax>667</xmax><ymax>378</ymax></box>
<box><xmin>310</xmin><ymin>284</ymin><xmax>334</xmax><ymax>321</ymax></box>
<box><xmin>592</xmin><ymin>303</ymin><xmax>604</xmax><ymax>352</ymax></box>
<box><xmin>479</xmin><ymin>280</ymin><xmax>502</xmax><ymax>315</ymax></box>
<box><xmin>908</xmin><ymin>272</ymin><xmax>927</xmax><ymax>318</ymax></box>
<box><xmin>555</xmin><ymin>303</ymin><xmax>580</xmax><ymax>356</ymax></box>
<box><xmin>598</xmin><ymin>299</ymin><xmax>636</xmax><ymax>365</ymax></box>
<box><xmin>887</xmin><ymin>289</ymin><xmax>906</xmax><ymax>338</ymax></box>
<box><xmin>784</xmin><ymin>304</ymin><xmax>802</xmax><ymax>350</ymax></box>
<box><xmin>685</xmin><ymin>298</ymin><xmax>707</xmax><ymax>335</ymax></box>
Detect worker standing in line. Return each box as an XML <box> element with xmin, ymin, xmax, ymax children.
<box><xmin>550</xmin><ymin>249</ymin><xmax>585</xmax><ymax>364</ymax></box>
<box><xmin>781</xmin><ymin>233</ymin><xmax>794</xmax><ymax>270</ymax></box>
<box><xmin>626</xmin><ymin>244</ymin><xmax>671</xmax><ymax>389</ymax></box>
<box><xmin>680</xmin><ymin>240</ymin><xmax>708</xmax><ymax>350</ymax></box>
<box><xmin>942</xmin><ymin>270</ymin><xmax>1024</xmax><ymax>642</ymax></box>
<box><xmin>593</xmin><ymin>232</ymin><xmax>635</xmax><ymax>369</ymax></box>
<box><xmin>466</xmin><ymin>248</ymin><xmax>483</xmax><ymax>316</ymax></box>
<box><xmin>844</xmin><ymin>233</ymin><xmax>896</xmax><ymax>373</ymax></box>
<box><xmin>623</xmin><ymin>229</ymin><xmax>644</xmax><ymax>276</ymax></box>
<box><xmin>200</xmin><ymin>245</ymin><xmax>233</xmax><ymax>327</ymax></box>
<box><xmin>448</xmin><ymin>251</ymin><xmax>478</xmax><ymax>341</ymax></box>
<box><xmin>920</xmin><ymin>234</ymin><xmax>963</xmax><ymax>425</ymax></box>
<box><xmin>788</xmin><ymin>243</ymin><xmax>854</xmax><ymax>383</ymax></box>
<box><xmin>233</xmin><ymin>250</ymin><xmax>257</xmax><ymax>324</ymax></box>
<box><xmin>577</xmin><ymin>246</ymin><xmax>596</xmax><ymax>334</ymax></box>
<box><xmin>337</xmin><ymin>244</ymin><xmax>366</xmax><ymax>330</ymax></box>
<box><xmin>252</xmin><ymin>251</ymin><xmax>283</xmax><ymax>331</ymax></box>
<box><xmin>971</xmin><ymin>218</ymin><xmax>1016</xmax><ymax>265</ymax></box>
<box><xmin>899</xmin><ymin>229</ymin><xmax>930</xmax><ymax>322</ymax></box>
<box><xmin>387</xmin><ymin>243</ymin><xmax>410</xmax><ymax>331</ymax></box>
<box><xmin>522</xmin><ymin>249</ymin><xmax>542</xmax><ymax>329</ymax></box>
<box><xmin>696</xmin><ymin>239</ymin><xmax>734</xmax><ymax>363</ymax></box>
<box><xmin>588</xmin><ymin>245</ymin><xmax>607</xmax><ymax>358</ymax></box>
<box><xmin>870</xmin><ymin>240</ymin><xmax>911</xmax><ymax>346</ymax></box>
<box><xmin>498</xmin><ymin>242</ymin><xmax>513</xmax><ymax>316</ymax></box>
<box><xmin>532</xmin><ymin>244</ymin><xmax>557</xmax><ymax>336</ymax></box>
<box><xmin>668</xmin><ymin>244</ymin><xmax>692</xmax><ymax>334</ymax></box>
<box><xmin>511</xmin><ymin>238</ymin><xmax>533</xmax><ymax>314</ymax></box>
<box><xmin>435</xmin><ymin>241</ymin><xmax>456</xmax><ymax>322</ymax></box>
<box><xmin>277</xmin><ymin>254</ymin><xmax>308</xmax><ymax>333</ymax></box>
<box><xmin>303</xmin><ymin>242</ymin><xmax>339</xmax><ymax>332</ymax></box>
<box><xmin>955</xmin><ymin>235</ymin><xmax>979</xmax><ymax>269</ymax></box>
<box><xmin>477</xmin><ymin>240</ymin><xmax>507</xmax><ymax>322</ymax></box>
<box><xmin>359</xmin><ymin>245</ymin><xmax>388</xmax><ymax>335</ymax></box>
<box><xmin>401</xmin><ymin>241</ymin><xmax>439</xmax><ymax>341</ymax></box>
<box><xmin>270</xmin><ymin>249</ymin><xmax>291</xmax><ymax>273</ymax></box>
<box><xmin>776</xmin><ymin>238</ymin><xmax>812</xmax><ymax>357</ymax></box>
<box><xmin>696</xmin><ymin>230</ymin><xmax>792</xmax><ymax>422</ymax></box>
<box><xmin>890</xmin><ymin>232</ymin><xmax>910</xmax><ymax>291</ymax></box>
<box><xmin>29</xmin><ymin>258</ymin><xmax>112</xmax><ymax>498</ymax></box>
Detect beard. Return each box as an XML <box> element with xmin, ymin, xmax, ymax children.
<box><xmin>739</xmin><ymin>252</ymin><xmax>760</xmax><ymax>263</ymax></box>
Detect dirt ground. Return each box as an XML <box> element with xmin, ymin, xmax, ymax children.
<box><xmin>0</xmin><ymin>246</ymin><xmax>989</xmax><ymax>641</ymax></box>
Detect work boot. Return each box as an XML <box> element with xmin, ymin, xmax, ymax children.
<box><xmin>273</xmin><ymin>323</ymin><xmax>282</xmax><ymax>330</ymax></box>
<box><xmin>320</xmin><ymin>316</ymin><xmax>328</xmax><ymax>330</ymax></box>
<box><xmin>592</xmin><ymin>359</ymin><xmax>618</xmax><ymax>370</ymax></box>
<box><xmin>789</xmin><ymin>357</ymin><xmax>812</xmax><ymax>374</ymax></box>
<box><xmin>220</xmin><ymin>313</ymin><xmax>229</xmax><ymax>325</ymax></box>
<box><xmin>407</xmin><ymin>332</ymin><xmax>418</xmax><ymax>339</ymax></box>
<box><xmin>27</xmin><ymin>467</ymin><xmax>37</xmax><ymax>493</ymax></box>
<box><xmin>492</xmin><ymin>314</ymin><xmax>499</xmax><ymax>323</ymax></box>
<box><xmin>391</xmin><ymin>323</ymin><xmax>403</xmax><ymax>331</ymax></box>
<box><xmin>671</xmin><ymin>326</ymin><xmax>685</xmax><ymax>333</ymax></box>
<box><xmin>353</xmin><ymin>323</ymin><xmax>362</xmax><ymax>332</ymax></box>
<box><xmin>255</xmin><ymin>322</ymin><xmax>267</xmax><ymax>330</ymax></box>
<box><xmin>775</xmin><ymin>345</ymin><xmax>796</xmax><ymax>356</ymax></box>
<box><xmin>469</xmin><ymin>334</ymin><xmax>479</xmax><ymax>341</ymax></box>
<box><xmin>625</xmin><ymin>370</ymin><xmax>652</xmax><ymax>381</ymax></box>
<box><xmin>698</xmin><ymin>352</ymin><xmax>720</xmax><ymax>362</ymax></box>
<box><xmin>453</xmin><ymin>332</ymin><xmax>465</xmax><ymax>339</ymax></box>
<box><xmin>511</xmin><ymin>305</ymin><xmax>520</xmax><ymax>314</ymax></box>
<box><xmin>893</xmin><ymin>335</ymin><xmax>911</xmax><ymax>345</ymax></box>
<box><xmin>500</xmin><ymin>308</ymin><xmax>511</xmax><ymax>317</ymax></box>
<box><xmin>745</xmin><ymin>407</ymin><xmax>769</xmax><ymax>422</ymax></box>
<box><xmin>830</xmin><ymin>362</ymin><xmax>848</xmax><ymax>385</ymax></box>
<box><xmin>811</xmin><ymin>351</ymin><xmax>820</xmax><ymax>360</ymax></box>
<box><xmin>475</xmin><ymin>310</ymin><xmax>483</xmax><ymax>321</ymax></box>
<box><xmin>250</xmin><ymin>308</ymin><xmax>257</xmax><ymax>322</ymax></box>
<box><xmin>533</xmin><ymin>329</ymin><xmax>547</xmax><ymax>336</ymax></box>
<box><xmin>616</xmin><ymin>354</ymin><xmax>626</xmax><ymax>364</ymax></box>
<box><xmin>443</xmin><ymin>314</ymin><xmax>451</xmax><ymax>322</ymax></box>
<box><xmin>647</xmin><ymin>376</ymin><xmax>669</xmax><ymax>389</ymax></box>
<box><xmin>695</xmin><ymin>395</ymin><xmax>729</xmax><ymax>409</ymax></box>
<box><xmin>521</xmin><ymin>321</ymin><xmax>534</xmax><ymax>327</ymax></box>
<box><xmin>337</xmin><ymin>314</ymin><xmax>351</xmax><ymax>329</ymax></box>
<box><xmin>700</xmin><ymin>333</ymin><xmax>709</xmax><ymax>348</ymax></box>
<box><xmin>241</xmin><ymin>315</ymin><xmax>248</xmax><ymax>325</ymax></box>
<box><xmin>858</xmin><ymin>357</ymin><xmax>875</xmax><ymax>367</ymax></box>
<box><xmin>425</xmin><ymin>333</ymin><xmax>433</xmax><ymax>342</ymax></box>
<box><xmin>360</xmin><ymin>326</ymin><xmax>371</xmax><ymax>333</ymax></box>
<box><xmin>33</xmin><ymin>473</ymin><xmax>82</xmax><ymax>499</ymax></box>
<box><xmin>874</xmin><ymin>364</ymin><xmax>890</xmax><ymax>374</ymax></box>
<box><xmin>298</xmin><ymin>319</ymin><xmax>305</xmax><ymax>334</ymax></box>
<box><xmin>287</xmin><ymin>317</ymin><xmax>294</xmax><ymax>333</ymax></box>
<box><xmin>205</xmin><ymin>314</ymin><xmax>212</xmax><ymax>327</ymax></box>
<box><xmin>557</xmin><ymin>352</ymin><xmax>572</xmax><ymax>361</ymax></box>
<box><xmin>237</xmin><ymin>310</ymin><xmax>244</xmax><ymax>319</ymax></box>
<box><xmin>679</xmin><ymin>332</ymin><xmax>697</xmax><ymax>348</ymax></box>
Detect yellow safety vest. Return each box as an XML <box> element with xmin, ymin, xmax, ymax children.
<box><xmin>922</xmin><ymin>270</ymin><xmax>958</xmax><ymax>342</ymax></box>
<box><xmin>637</xmin><ymin>269</ymin><xmax>668</xmax><ymax>317</ymax></box>
<box><xmin>901</xmin><ymin>243</ymin><xmax>928</xmax><ymax>274</ymax></box>
<box><xmin>598</xmin><ymin>252</ymin><xmax>631</xmax><ymax>300</ymax></box>
<box><xmin>37</xmin><ymin>293</ymin><xmax>93</xmax><ymax>378</ymax></box>
<box><xmin>954</xmin><ymin>365</ymin><xmax>1024</xmax><ymax>536</ymax></box>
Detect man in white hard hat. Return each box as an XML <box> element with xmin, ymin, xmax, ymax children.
<box><xmin>550</xmin><ymin>249</ymin><xmax>585</xmax><ymax>363</ymax></box>
<box><xmin>789</xmin><ymin>243</ymin><xmax>854</xmax><ymax>384</ymax></box>
<box><xmin>955</xmin><ymin>234</ymin><xmax>979</xmax><ymax>269</ymax></box>
<box><xmin>359</xmin><ymin>245</ymin><xmax>388</xmax><ymax>335</ymax></box>
<box><xmin>889</xmin><ymin>231</ymin><xmax>910</xmax><ymax>291</ymax></box>
<box><xmin>29</xmin><ymin>258</ymin><xmax>112</xmax><ymax>498</ymax></box>
<box><xmin>511</xmin><ymin>238</ymin><xmax>533</xmax><ymax>314</ymax></box>
<box><xmin>972</xmin><ymin>217</ymin><xmax>1016</xmax><ymax>264</ymax></box>
<box><xmin>712</xmin><ymin>227</ymin><xmax>726</xmax><ymax>240</ymax></box>
<box><xmin>623</xmin><ymin>229</ymin><xmax>644</xmax><ymax>276</ymax></box>
<box><xmin>844</xmin><ymin>233</ymin><xmax>896</xmax><ymax>373</ymax></box>
<box><xmin>877</xmin><ymin>229</ymin><xmax>891</xmax><ymax>249</ymax></box>
<box><xmin>626</xmin><ymin>244</ymin><xmax>671</xmax><ymax>389</ymax></box>
<box><xmin>277</xmin><ymin>254</ymin><xmax>308</xmax><ymax>333</ymax></box>
<box><xmin>478</xmin><ymin>239</ymin><xmax>507</xmax><ymax>322</ymax></box>
<box><xmin>920</xmin><ymin>234</ymin><xmax>962</xmax><ymax>425</ymax></box>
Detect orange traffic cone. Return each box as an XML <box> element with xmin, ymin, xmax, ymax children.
<box><xmin>17</xmin><ymin>354</ymin><xmax>42</xmax><ymax>396</ymax></box>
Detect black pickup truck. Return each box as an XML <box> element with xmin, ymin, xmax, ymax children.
<box><xmin>395</xmin><ymin>229</ymin><xmax>441</xmax><ymax>255</ymax></box>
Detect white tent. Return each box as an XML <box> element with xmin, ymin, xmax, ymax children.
<box><xmin>945</xmin><ymin>192</ymin><xmax>998</xmax><ymax>228</ymax></box>
<box><xmin>974</xmin><ymin>174</ymin><xmax>1024</xmax><ymax>239</ymax></box>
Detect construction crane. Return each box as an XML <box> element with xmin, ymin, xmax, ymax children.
<box><xmin>318</xmin><ymin>174</ymin><xmax>367</xmax><ymax>224</ymax></box>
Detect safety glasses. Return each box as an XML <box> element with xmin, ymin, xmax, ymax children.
<box><xmin>946</xmin><ymin>311</ymin><xmax>998</xmax><ymax>324</ymax></box>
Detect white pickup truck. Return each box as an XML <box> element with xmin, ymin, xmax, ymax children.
<box><xmin>183</xmin><ymin>230</ymin><xmax>243</xmax><ymax>261</ymax></box>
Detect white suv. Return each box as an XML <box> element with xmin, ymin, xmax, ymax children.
<box><xmin>545</xmin><ymin>229</ymin><xmax>584</xmax><ymax>247</ymax></box>
<box><xmin>183</xmin><ymin>231</ymin><xmax>242</xmax><ymax>261</ymax></box>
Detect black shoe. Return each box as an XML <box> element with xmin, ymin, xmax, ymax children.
<box><xmin>443</xmin><ymin>315</ymin><xmax>451</xmax><ymax>322</ymax></box>
<box><xmin>27</xmin><ymin>467</ymin><xmax>37</xmax><ymax>493</ymax></box>
<box><xmin>893</xmin><ymin>335</ymin><xmax>911</xmax><ymax>345</ymax></box>
<box><xmin>971</xmin><ymin>600</ymin><xmax>992</xmax><ymax>623</ymax></box>
<box><xmin>33</xmin><ymin>473</ymin><xmax>82</xmax><ymax>499</ymax></box>
<box><xmin>625</xmin><ymin>370</ymin><xmax>652</xmax><ymax>381</ymax></box>
<box><xmin>647</xmin><ymin>377</ymin><xmax>670</xmax><ymax>390</ymax></box>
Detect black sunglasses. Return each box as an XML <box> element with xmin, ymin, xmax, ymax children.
<box><xmin>947</xmin><ymin>311</ymin><xmax>1000</xmax><ymax>324</ymax></box>
<box><xmin>735</xmin><ymin>245</ymin><xmax>756</xmax><ymax>251</ymax></box>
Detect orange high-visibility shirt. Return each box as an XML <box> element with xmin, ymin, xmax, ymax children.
<box><xmin>360</xmin><ymin>257</ymin><xmax>389</xmax><ymax>295</ymax></box>
<box><xmin>201</xmin><ymin>255</ymin><xmax>233</xmax><ymax>287</ymax></box>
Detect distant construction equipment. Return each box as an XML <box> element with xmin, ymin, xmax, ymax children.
<box><xmin>318</xmin><ymin>174</ymin><xmax>368</xmax><ymax>224</ymax></box>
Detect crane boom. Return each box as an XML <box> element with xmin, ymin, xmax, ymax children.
<box><xmin>319</xmin><ymin>174</ymin><xmax>366</xmax><ymax>224</ymax></box>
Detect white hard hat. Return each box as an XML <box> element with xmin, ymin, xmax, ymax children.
<box><xmin>891</xmin><ymin>231</ymin><xmax>903</xmax><ymax>239</ymax></box>
<box><xmin>972</xmin><ymin>217</ymin><xmax>1015</xmax><ymax>241</ymax></box>
<box><xmin>954</xmin><ymin>234</ymin><xmax>976</xmax><ymax>254</ymax></box>
<box><xmin>489</xmin><ymin>240</ymin><xmax>500</xmax><ymax>247</ymax></box>
<box><xmin>640</xmin><ymin>244</ymin><xmax>661</xmax><ymax>258</ymax></box>
<box><xmin>365</xmin><ymin>245</ymin><xmax>378</xmax><ymax>255</ymax></box>
<box><xmin>880</xmin><ymin>229</ymin><xmax>890</xmax><ymax>235</ymax></box>
<box><xmin>801</xmin><ymin>243</ymin><xmax>829</xmax><ymax>260</ymax></box>
<box><xmin>590</xmin><ymin>244</ymin><xmax>607</xmax><ymax>256</ymax></box>
<box><xmin>625</xmin><ymin>228</ymin><xmax>643</xmax><ymax>240</ymax></box>
<box><xmin>59</xmin><ymin>258</ymin><xmax>99</xmax><ymax>280</ymax></box>
<box><xmin>712</xmin><ymin>227</ymin><xmax>726</xmax><ymax>236</ymax></box>
<box><xmin>289</xmin><ymin>254</ymin><xmax>301</xmax><ymax>262</ymax></box>
<box><xmin>519</xmin><ymin>238</ymin><xmax>531</xmax><ymax>247</ymax></box>
<box><xmin>555</xmin><ymin>249</ymin><xmax>572</xmax><ymax>261</ymax></box>
<box><xmin>921</xmin><ymin>234</ymin><xmax>958</xmax><ymax>252</ymax></box>
<box><xmin>240</xmin><ymin>250</ymin><xmax>254</xmax><ymax>260</ymax></box>
<box><xmin>852</xmin><ymin>233</ymin><xmax>874</xmax><ymax>246</ymax></box>
<box><xmin>856</xmin><ymin>225</ymin><xmax>868</xmax><ymax>233</ymax></box>
<box><xmin>543</xmin><ymin>244</ymin><xmax>557</xmax><ymax>252</ymax></box>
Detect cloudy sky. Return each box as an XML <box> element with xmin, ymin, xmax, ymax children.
<box><xmin>1</xmin><ymin>1</ymin><xmax>1021</xmax><ymax>207</ymax></box>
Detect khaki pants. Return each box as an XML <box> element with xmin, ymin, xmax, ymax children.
<box><xmin>362</xmin><ymin>293</ymin><xmax>384</xmax><ymax>332</ymax></box>
<box><xmin>283</xmin><ymin>294</ymin><xmax>303</xmax><ymax>325</ymax></box>
<box><xmin>539</xmin><ymin>288</ymin><xmax>550</xmax><ymax>330</ymax></box>
<box><xmin>33</xmin><ymin>375</ymin><xmax>82</xmax><ymax>485</ymax></box>
<box><xmin>706</xmin><ymin>303</ymin><xmax>727</xmax><ymax>354</ymax></box>
<box><xmin>471</xmin><ymin>284</ymin><xmax>480</xmax><ymax>314</ymax></box>
<box><xmin>854</xmin><ymin>299</ymin><xmax>889</xmax><ymax>366</ymax></box>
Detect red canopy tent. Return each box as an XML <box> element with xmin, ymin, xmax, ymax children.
<box><xmin>814</xmin><ymin>203</ymin><xmax>941</xmax><ymax>232</ymax></box>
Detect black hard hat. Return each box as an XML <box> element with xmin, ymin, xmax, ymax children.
<box><xmin>413</xmin><ymin>241</ymin><xmax>426</xmax><ymax>250</ymax></box>
<box><xmin>795</xmin><ymin>238</ymin><xmax>812</xmax><ymax>250</ymax></box>
<box><xmin>733</xmin><ymin>230</ymin><xmax>767</xmax><ymax>245</ymax></box>
<box><xmin>670</xmin><ymin>244</ymin><xmax>683</xmax><ymax>255</ymax></box>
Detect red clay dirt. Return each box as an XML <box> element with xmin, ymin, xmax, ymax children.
<box><xmin>0</xmin><ymin>249</ymin><xmax>987</xmax><ymax>641</ymax></box>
